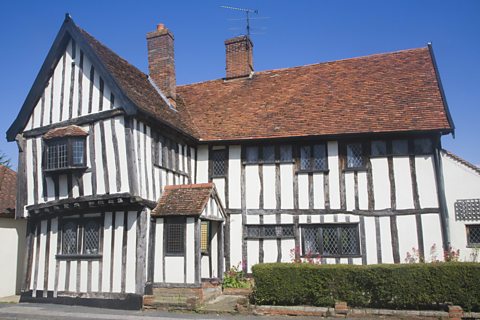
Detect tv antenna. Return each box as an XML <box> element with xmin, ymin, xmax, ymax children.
<box><xmin>220</xmin><ymin>5</ymin><xmax>258</xmax><ymax>37</ymax></box>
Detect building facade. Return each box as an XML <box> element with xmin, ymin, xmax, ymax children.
<box><xmin>6</xmin><ymin>15</ymin><xmax>479</xmax><ymax>309</ymax></box>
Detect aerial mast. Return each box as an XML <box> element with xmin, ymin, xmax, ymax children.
<box><xmin>220</xmin><ymin>5</ymin><xmax>258</xmax><ymax>37</ymax></box>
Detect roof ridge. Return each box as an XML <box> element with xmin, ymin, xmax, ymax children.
<box><xmin>442</xmin><ymin>149</ymin><xmax>480</xmax><ymax>175</ymax></box>
<box><xmin>178</xmin><ymin>46</ymin><xmax>429</xmax><ymax>88</ymax></box>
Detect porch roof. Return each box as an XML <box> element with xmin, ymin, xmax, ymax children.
<box><xmin>152</xmin><ymin>183</ymin><xmax>217</xmax><ymax>217</ymax></box>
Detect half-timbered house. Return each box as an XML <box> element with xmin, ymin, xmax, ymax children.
<box><xmin>6</xmin><ymin>15</ymin><xmax>480</xmax><ymax>309</ymax></box>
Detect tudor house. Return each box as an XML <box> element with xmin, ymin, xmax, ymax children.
<box><xmin>6</xmin><ymin>15</ymin><xmax>480</xmax><ymax>309</ymax></box>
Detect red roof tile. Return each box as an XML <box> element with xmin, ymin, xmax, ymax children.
<box><xmin>152</xmin><ymin>183</ymin><xmax>214</xmax><ymax>217</ymax></box>
<box><xmin>43</xmin><ymin>125</ymin><xmax>88</xmax><ymax>140</ymax></box>
<box><xmin>177</xmin><ymin>47</ymin><xmax>452</xmax><ymax>141</ymax></box>
<box><xmin>0</xmin><ymin>165</ymin><xmax>16</xmax><ymax>218</ymax></box>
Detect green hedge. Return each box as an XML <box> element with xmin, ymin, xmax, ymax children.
<box><xmin>251</xmin><ymin>263</ymin><xmax>480</xmax><ymax>311</ymax></box>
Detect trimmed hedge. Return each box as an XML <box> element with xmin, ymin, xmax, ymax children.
<box><xmin>251</xmin><ymin>263</ymin><xmax>480</xmax><ymax>311</ymax></box>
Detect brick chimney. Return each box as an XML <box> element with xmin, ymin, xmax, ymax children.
<box><xmin>225</xmin><ymin>35</ymin><xmax>253</xmax><ymax>79</ymax></box>
<box><xmin>146</xmin><ymin>24</ymin><xmax>176</xmax><ymax>103</ymax></box>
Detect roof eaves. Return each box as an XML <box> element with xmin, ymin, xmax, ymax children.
<box><xmin>428</xmin><ymin>43</ymin><xmax>455</xmax><ymax>136</ymax></box>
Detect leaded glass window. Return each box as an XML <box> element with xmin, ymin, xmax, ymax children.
<box><xmin>467</xmin><ymin>225</ymin><xmax>480</xmax><ymax>247</ymax></box>
<box><xmin>300</xmin><ymin>146</ymin><xmax>311</xmax><ymax>170</ymax></box>
<box><xmin>83</xmin><ymin>221</ymin><xmax>99</xmax><ymax>255</ymax></box>
<box><xmin>246</xmin><ymin>225</ymin><xmax>294</xmax><ymax>239</ymax></box>
<box><xmin>263</xmin><ymin>146</ymin><xmax>275</xmax><ymax>164</ymax></box>
<box><xmin>201</xmin><ymin>221</ymin><xmax>210</xmax><ymax>254</ymax></box>
<box><xmin>346</xmin><ymin>143</ymin><xmax>364</xmax><ymax>169</ymax></box>
<box><xmin>245</xmin><ymin>146</ymin><xmax>259</xmax><ymax>164</ymax></box>
<box><xmin>62</xmin><ymin>221</ymin><xmax>78</xmax><ymax>255</ymax></box>
<box><xmin>392</xmin><ymin>140</ymin><xmax>408</xmax><ymax>155</ymax></box>
<box><xmin>371</xmin><ymin>140</ymin><xmax>387</xmax><ymax>157</ymax></box>
<box><xmin>72</xmin><ymin>138</ymin><xmax>85</xmax><ymax>165</ymax></box>
<box><xmin>61</xmin><ymin>219</ymin><xmax>101</xmax><ymax>256</ymax></box>
<box><xmin>313</xmin><ymin>144</ymin><xmax>327</xmax><ymax>170</ymax></box>
<box><xmin>166</xmin><ymin>219</ymin><xmax>185</xmax><ymax>255</ymax></box>
<box><xmin>280</xmin><ymin>145</ymin><xmax>292</xmax><ymax>162</ymax></box>
<box><xmin>44</xmin><ymin>137</ymin><xmax>86</xmax><ymax>171</ymax></box>
<box><xmin>212</xmin><ymin>149</ymin><xmax>226</xmax><ymax>177</ymax></box>
<box><xmin>300</xmin><ymin>144</ymin><xmax>327</xmax><ymax>171</ymax></box>
<box><xmin>414</xmin><ymin>138</ymin><xmax>433</xmax><ymax>155</ymax></box>
<box><xmin>301</xmin><ymin>224</ymin><xmax>360</xmax><ymax>257</ymax></box>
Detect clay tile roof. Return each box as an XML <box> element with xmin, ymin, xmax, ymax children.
<box><xmin>152</xmin><ymin>183</ymin><xmax>214</xmax><ymax>217</ymax></box>
<box><xmin>43</xmin><ymin>125</ymin><xmax>88</xmax><ymax>140</ymax></box>
<box><xmin>77</xmin><ymin>27</ymin><xmax>199</xmax><ymax>139</ymax></box>
<box><xmin>0</xmin><ymin>165</ymin><xmax>16</xmax><ymax>218</ymax></box>
<box><xmin>177</xmin><ymin>47</ymin><xmax>453</xmax><ymax>141</ymax></box>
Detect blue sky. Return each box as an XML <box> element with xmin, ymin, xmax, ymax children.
<box><xmin>1</xmin><ymin>0</ymin><xmax>479</xmax><ymax>169</ymax></box>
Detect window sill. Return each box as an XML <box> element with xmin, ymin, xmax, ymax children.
<box><xmin>55</xmin><ymin>254</ymin><xmax>102</xmax><ymax>260</ymax></box>
<box><xmin>242</xmin><ymin>160</ymin><xmax>295</xmax><ymax>165</ymax></box>
<box><xmin>343</xmin><ymin>167</ymin><xmax>367</xmax><ymax>172</ymax></box>
<box><xmin>44</xmin><ymin>166</ymin><xmax>88</xmax><ymax>175</ymax></box>
<box><xmin>165</xmin><ymin>253</ymin><xmax>185</xmax><ymax>257</ymax></box>
<box><xmin>296</xmin><ymin>169</ymin><xmax>329</xmax><ymax>174</ymax></box>
<box><xmin>246</xmin><ymin>236</ymin><xmax>295</xmax><ymax>240</ymax></box>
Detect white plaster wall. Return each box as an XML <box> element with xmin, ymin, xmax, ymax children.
<box><xmin>298</xmin><ymin>173</ymin><xmax>309</xmax><ymax>209</ymax></box>
<box><xmin>228</xmin><ymin>146</ymin><xmax>241</xmax><ymax>209</ymax></box>
<box><xmin>371</xmin><ymin>158</ymin><xmax>390</xmax><ymax>210</ymax></box>
<box><xmin>421</xmin><ymin>214</ymin><xmax>444</xmax><ymax>262</ymax></box>
<box><xmin>245</xmin><ymin>165</ymin><xmax>260</xmax><ymax>209</ymax></box>
<box><xmin>0</xmin><ymin>218</ymin><xmax>26</xmax><ymax>297</ymax></box>
<box><xmin>153</xmin><ymin>218</ymin><xmax>164</xmax><ymax>283</ymax></box>
<box><xmin>442</xmin><ymin>152</ymin><xmax>480</xmax><ymax>261</ymax></box>
<box><xmin>393</xmin><ymin>157</ymin><xmax>414</xmax><ymax>209</ymax></box>
<box><xmin>263</xmin><ymin>165</ymin><xmax>276</xmax><ymax>209</ymax></box>
<box><xmin>185</xmin><ymin>218</ymin><xmax>195</xmax><ymax>283</ymax></box>
<box><xmin>415</xmin><ymin>156</ymin><xmax>438</xmax><ymax>208</ymax></box>
<box><xmin>165</xmin><ymin>257</ymin><xmax>184</xmax><ymax>283</ymax></box>
<box><xmin>280</xmin><ymin>163</ymin><xmax>294</xmax><ymax>209</ymax></box>
<box><xmin>229</xmin><ymin>213</ymin><xmax>243</xmax><ymax>267</ymax></box>
<box><xmin>313</xmin><ymin>173</ymin><xmax>324</xmax><ymax>209</ymax></box>
<box><xmin>397</xmin><ymin>215</ymin><xmax>418</xmax><ymax>263</ymax></box>
<box><xmin>379</xmin><ymin>216</ymin><xmax>394</xmax><ymax>263</ymax></box>
<box><xmin>196</xmin><ymin>145</ymin><xmax>209</xmax><ymax>183</ymax></box>
<box><xmin>327</xmin><ymin>142</ymin><xmax>340</xmax><ymax>209</ymax></box>
<box><xmin>364</xmin><ymin>216</ymin><xmax>377</xmax><ymax>264</ymax></box>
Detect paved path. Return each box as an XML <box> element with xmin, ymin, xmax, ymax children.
<box><xmin>0</xmin><ymin>303</ymin><xmax>316</xmax><ymax>320</ymax></box>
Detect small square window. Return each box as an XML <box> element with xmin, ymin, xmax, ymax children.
<box><xmin>245</xmin><ymin>146</ymin><xmax>259</xmax><ymax>164</ymax></box>
<box><xmin>300</xmin><ymin>144</ymin><xmax>327</xmax><ymax>171</ymax></box>
<box><xmin>263</xmin><ymin>146</ymin><xmax>275</xmax><ymax>164</ymax></box>
<box><xmin>392</xmin><ymin>140</ymin><xmax>408</xmax><ymax>155</ymax></box>
<box><xmin>371</xmin><ymin>140</ymin><xmax>387</xmax><ymax>157</ymax></box>
<box><xmin>45</xmin><ymin>137</ymin><xmax>86</xmax><ymax>171</ymax></box>
<box><xmin>467</xmin><ymin>225</ymin><xmax>480</xmax><ymax>247</ymax></box>
<box><xmin>62</xmin><ymin>221</ymin><xmax>78</xmax><ymax>255</ymax></box>
<box><xmin>279</xmin><ymin>145</ymin><xmax>292</xmax><ymax>162</ymax></box>
<box><xmin>414</xmin><ymin>138</ymin><xmax>433</xmax><ymax>155</ymax></box>
<box><xmin>346</xmin><ymin>143</ymin><xmax>364</xmax><ymax>169</ymax></box>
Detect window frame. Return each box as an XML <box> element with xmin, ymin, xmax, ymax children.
<box><xmin>369</xmin><ymin>138</ymin><xmax>435</xmax><ymax>159</ymax></box>
<box><xmin>56</xmin><ymin>217</ymin><xmax>103</xmax><ymax>260</ymax></box>
<box><xmin>466</xmin><ymin>224</ymin><xmax>480</xmax><ymax>248</ymax></box>
<box><xmin>297</xmin><ymin>143</ymin><xmax>329</xmax><ymax>173</ymax></box>
<box><xmin>43</xmin><ymin>137</ymin><xmax>87</xmax><ymax>173</ymax></box>
<box><xmin>301</xmin><ymin>223</ymin><xmax>361</xmax><ymax>258</ymax></box>
<box><xmin>164</xmin><ymin>217</ymin><xmax>186</xmax><ymax>256</ymax></box>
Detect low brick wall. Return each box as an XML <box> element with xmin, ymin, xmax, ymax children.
<box><xmin>143</xmin><ymin>280</ymin><xmax>222</xmax><ymax>310</ymax></box>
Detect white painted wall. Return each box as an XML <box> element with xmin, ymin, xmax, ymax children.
<box><xmin>0</xmin><ymin>218</ymin><xmax>26</xmax><ymax>297</ymax></box>
<box><xmin>442</xmin><ymin>152</ymin><xmax>480</xmax><ymax>261</ymax></box>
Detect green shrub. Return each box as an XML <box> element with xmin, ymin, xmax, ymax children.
<box><xmin>223</xmin><ymin>264</ymin><xmax>250</xmax><ymax>289</ymax></box>
<box><xmin>251</xmin><ymin>262</ymin><xmax>480</xmax><ymax>311</ymax></box>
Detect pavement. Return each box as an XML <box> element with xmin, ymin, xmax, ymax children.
<box><xmin>0</xmin><ymin>302</ymin><xmax>317</xmax><ymax>320</ymax></box>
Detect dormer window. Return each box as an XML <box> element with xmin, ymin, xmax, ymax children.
<box><xmin>43</xmin><ymin>125</ymin><xmax>88</xmax><ymax>173</ymax></box>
